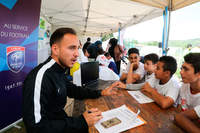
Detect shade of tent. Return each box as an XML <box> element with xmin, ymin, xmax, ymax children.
<box><xmin>40</xmin><ymin>0</ymin><xmax>200</xmax><ymax>36</ymax></box>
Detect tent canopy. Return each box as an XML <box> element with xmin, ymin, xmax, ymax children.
<box><xmin>41</xmin><ymin>0</ymin><xmax>199</xmax><ymax>36</ymax></box>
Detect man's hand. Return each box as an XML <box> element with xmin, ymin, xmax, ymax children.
<box><xmin>101</xmin><ymin>86</ymin><xmax>118</xmax><ymax>96</ymax></box>
<box><xmin>111</xmin><ymin>81</ymin><xmax>126</xmax><ymax>89</ymax></box>
<box><xmin>83</xmin><ymin>108</ymin><xmax>103</xmax><ymax>127</ymax></box>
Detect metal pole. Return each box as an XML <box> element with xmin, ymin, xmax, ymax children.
<box><xmin>165</xmin><ymin>0</ymin><xmax>172</xmax><ymax>55</ymax></box>
<box><xmin>162</xmin><ymin>8</ymin><xmax>166</xmax><ymax>55</ymax></box>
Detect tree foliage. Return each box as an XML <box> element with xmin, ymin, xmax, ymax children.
<box><xmin>101</xmin><ymin>33</ymin><xmax>114</xmax><ymax>42</ymax></box>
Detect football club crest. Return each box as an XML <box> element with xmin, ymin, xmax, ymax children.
<box><xmin>6</xmin><ymin>46</ymin><xmax>25</xmax><ymax>73</ymax></box>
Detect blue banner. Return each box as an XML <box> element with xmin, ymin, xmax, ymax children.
<box><xmin>0</xmin><ymin>0</ymin><xmax>41</xmax><ymax>130</ymax></box>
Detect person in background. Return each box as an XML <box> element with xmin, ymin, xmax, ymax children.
<box><xmin>120</xmin><ymin>48</ymin><xmax>145</xmax><ymax>83</ymax></box>
<box><xmin>82</xmin><ymin>38</ymin><xmax>92</xmax><ymax>58</ymax></box>
<box><xmin>70</xmin><ymin>40</ymin><xmax>88</xmax><ymax>78</ymax></box>
<box><xmin>77</xmin><ymin>40</ymin><xmax>89</xmax><ymax>63</ymax></box>
<box><xmin>143</xmin><ymin>53</ymin><xmax>159</xmax><ymax>81</ymax></box>
<box><xmin>111</xmin><ymin>53</ymin><xmax>158</xmax><ymax>90</ymax></box>
<box><xmin>83</xmin><ymin>48</ymin><xmax>90</xmax><ymax>58</ymax></box>
<box><xmin>104</xmin><ymin>52</ymin><xmax>118</xmax><ymax>75</ymax></box>
<box><xmin>22</xmin><ymin>28</ymin><xmax>117</xmax><ymax>133</ymax></box>
<box><xmin>86</xmin><ymin>37</ymin><xmax>91</xmax><ymax>43</ymax></box>
<box><xmin>108</xmin><ymin>38</ymin><xmax>123</xmax><ymax>73</ymax></box>
<box><xmin>175</xmin><ymin>53</ymin><xmax>200</xmax><ymax>133</ymax></box>
<box><xmin>141</xmin><ymin>56</ymin><xmax>180</xmax><ymax>109</ymax></box>
<box><xmin>87</xmin><ymin>40</ymin><xmax>102</xmax><ymax>60</ymax></box>
<box><xmin>96</xmin><ymin>48</ymin><xmax>119</xmax><ymax>80</ymax></box>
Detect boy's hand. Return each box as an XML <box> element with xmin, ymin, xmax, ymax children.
<box><xmin>141</xmin><ymin>82</ymin><xmax>154</xmax><ymax>93</ymax></box>
<box><xmin>130</xmin><ymin>62</ymin><xmax>138</xmax><ymax>71</ymax></box>
<box><xmin>101</xmin><ymin>86</ymin><xmax>118</xmax><ymax>96</ymax></box>
<box><xmin>111</xmin><ymin>81</ymin><xmax>126</xmax><ymax>89</ymax></box>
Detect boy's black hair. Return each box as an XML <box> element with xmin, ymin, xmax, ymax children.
<box><xmin>159</xmin><ymin>56</ymin><xmax>177</xmax><ymax>77</ymax></box>
<box><xmin>104</xmin><ymin>52</ymin><xmax>110</xmax><ymax>57</ymax></box>
<box><xmin>97</xmin><ymin>47</ymin><xmax>104</xmax><ymax>55</ymax></box>
<box><xmin>128</xmin><ymin>48</ymin><xmax>139</xmax><ymax>56</ymax></box>
<box><xmin>144</xmin><ymin>53</ymin><xmax>159</xmax><ymax>64</ymax></box>
<box><xmin>50</xmin><ymin>28</ymin><xmax>76</xmax><ymax>47</ymax></box>
<box><xmin>184</xmin><ymin>53</ymin><xmax>200</xmax><ymax>73</ymax></box>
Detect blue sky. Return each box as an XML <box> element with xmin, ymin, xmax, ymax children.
<box><xmin>124</xmin><ymin>2</ymin><xmax>200</xmax><ymax>42</ymax></box>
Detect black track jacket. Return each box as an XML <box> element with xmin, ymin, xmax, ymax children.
<box><xmin>22</xmin><ymin>57</ymin><xmax>102</xmax><ymax>133</ymax></box>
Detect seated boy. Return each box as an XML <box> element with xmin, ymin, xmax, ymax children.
<box><xmin>175</xmin><ymin>53</ymin><xmax>200</xmax><ymax>133</ymax></box>
<box><xmin>143</xmin><ymin>53</ymin><xmax>159</xmax><ymax>80</ymax></box>
<box><xmin>111</xmin><ymin>53</ymin><xmax>159</xmax><ymax>90</ymax></box>
<box><xmin>141</xmin><ymin>56</ymin><xmax>180</xmax><ymax>109</ymax></box>
<box><xmin>120</xmin><ymin>48</ymin><xmax>145</xmax><ymax>84</ymax></box>
<box><xmin>113</xmin><ymin>56</ymin><xmax>180</xmax><ymax>109</ymax></box>
<box><xmin>104</xmin><ymin>52</ymin><xmax>118</xmax><ymax>74</ymax></box>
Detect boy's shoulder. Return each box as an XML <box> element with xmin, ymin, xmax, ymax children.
<box><xmin>168</xmin><ymin>76</ymin><xmax>181</xmax><ymax>87</ymax></box>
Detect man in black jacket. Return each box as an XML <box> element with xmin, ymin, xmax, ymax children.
<box><xmin>22</xmin><ymin>28</ymin><xmax>117</xmax><ymax>133</ymax></box>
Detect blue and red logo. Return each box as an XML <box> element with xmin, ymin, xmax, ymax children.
<box><xmin>6</xmin><ymin>46</ymin><xmax>25</xmax><ymax>73</ymax></box>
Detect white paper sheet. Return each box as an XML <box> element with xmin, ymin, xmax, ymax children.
<box><xmin>95</xmin><ymin>105</ymin><xmax>145</xmax><ymax>133</ymax></box>
<box><xmin>128</xmin><ymin>91</ymin><xmax>154</xmax><ymax>104</ymax></box>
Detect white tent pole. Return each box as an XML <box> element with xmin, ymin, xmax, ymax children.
<box><xmin>165</xmin><ymin>0</ymin><xmax>172</xmax><ymax>55</ymax></box>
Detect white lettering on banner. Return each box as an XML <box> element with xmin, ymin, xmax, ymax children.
<box><xmin>12</xmin><ymin>24</ymin><xmax>28</xmax><ymax>31</ymax></box>
<box><xmin>9</xmin><ymin>32</ymin><xmax>29</xmax><ymax>38</ymax></box>
<box><xmin>0</xmin><ymin>31</ymin><xmax>29</xmax><ymax>38</ymax></box>
<box><xmin>3</xmin><ymin>24</ymin><xmax>12</xmax><ymax>29</ymax></box>
<box><xmin>3</xmin><ymin>23</ymin><xmax>28</xmax><ymax>31</ymax></box>
<box><xmin>4</xmin><ymin>81</ymin><xmax>23</xmax><ymax>91</ymax></box>
<box><xmin>1</xmin><ymin>23</ymin><xmax>29</xmax><ymax>39</ymax></box>
<box><xmin>0</xmin><ymin>31</ymin><xmax>8</xmax><ymax>37</ymax></box>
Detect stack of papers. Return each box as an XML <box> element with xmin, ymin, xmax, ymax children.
<box><xmin>95</xmin><ymin>105</ymin><xmax>146</xmax><ymax>133</ymax></box>
<box><xmin>128</xmin><ymin>91</ymin><xmax>154</xmax><ymax>104</ymax></box>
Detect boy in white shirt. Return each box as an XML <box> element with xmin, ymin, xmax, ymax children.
<box><xmin>120</xmin><ymin>48</ymin><xmax>145</xmax><ymax>83</ymax></box>
<box><xmin>141</xmin><ymin>56</ymin><xmax>180</xmax><ymax>109</ymax></box>
<box><xmin>113</xmin><ymin>56</ymin><xmax>180</xmax><ymax>109</ymax></box>
<box><xmin>111</xmin><ymin>53</ymin><xmax>159</xmax><ymax>90</ymax></box>
<box><xmin>143</xmin><ymin>53</ymin><xmax>159</xmax><ymax>81</ymax></box>
<box><xmin>175</xmin><ymin>53</ymin><xmax>200</xmax><ymax>133</ymax></box>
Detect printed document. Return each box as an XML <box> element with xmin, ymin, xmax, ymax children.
<box><xmin>128</xmin><ymin>91</ymin><xmax>154</xmax><ymax>104</ymax></box>
<box><xmin>95</xmin><ymin>105</ymin><xmax>146</xmax><ymax>133</ymax></box>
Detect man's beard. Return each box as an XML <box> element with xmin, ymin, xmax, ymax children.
<box><xmin>58</xmin><ymin>58</ymin><xmax>67</xmax><ymax>68</ymax></box>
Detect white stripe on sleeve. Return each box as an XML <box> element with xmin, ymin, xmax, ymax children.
<box><xmin>34</xmin><ymin>59</ymin><xmax>55</xmax><ymax>123</ymax></box>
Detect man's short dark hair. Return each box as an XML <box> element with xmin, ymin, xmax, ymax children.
<box><xmin>144</xmin><ymin>53</ymin><xmax>159</xmax><ymax>64</ymax></box>
<box><xmin>184</xmin><ymin>53</ymin><xmax>200</xmax><ymax>73</ymax></box>
<box><xmin>159</xmin><ymin>56</ymin><xmax>177</xmax><ymax>77</ymax></box>
<box><xmin>128</xmin><ymin>48</ymin><xmax>139</xmax><ymax>56</ymax></box>
<box><xmin>50</xmin><ymin>28</ymin><xmax>76</xmax><ymax>47</ymax></box>
<box><xmin>87</xmin><ymin>37</ymin><xmax>91</xmax><ymax>42</ymax></box>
